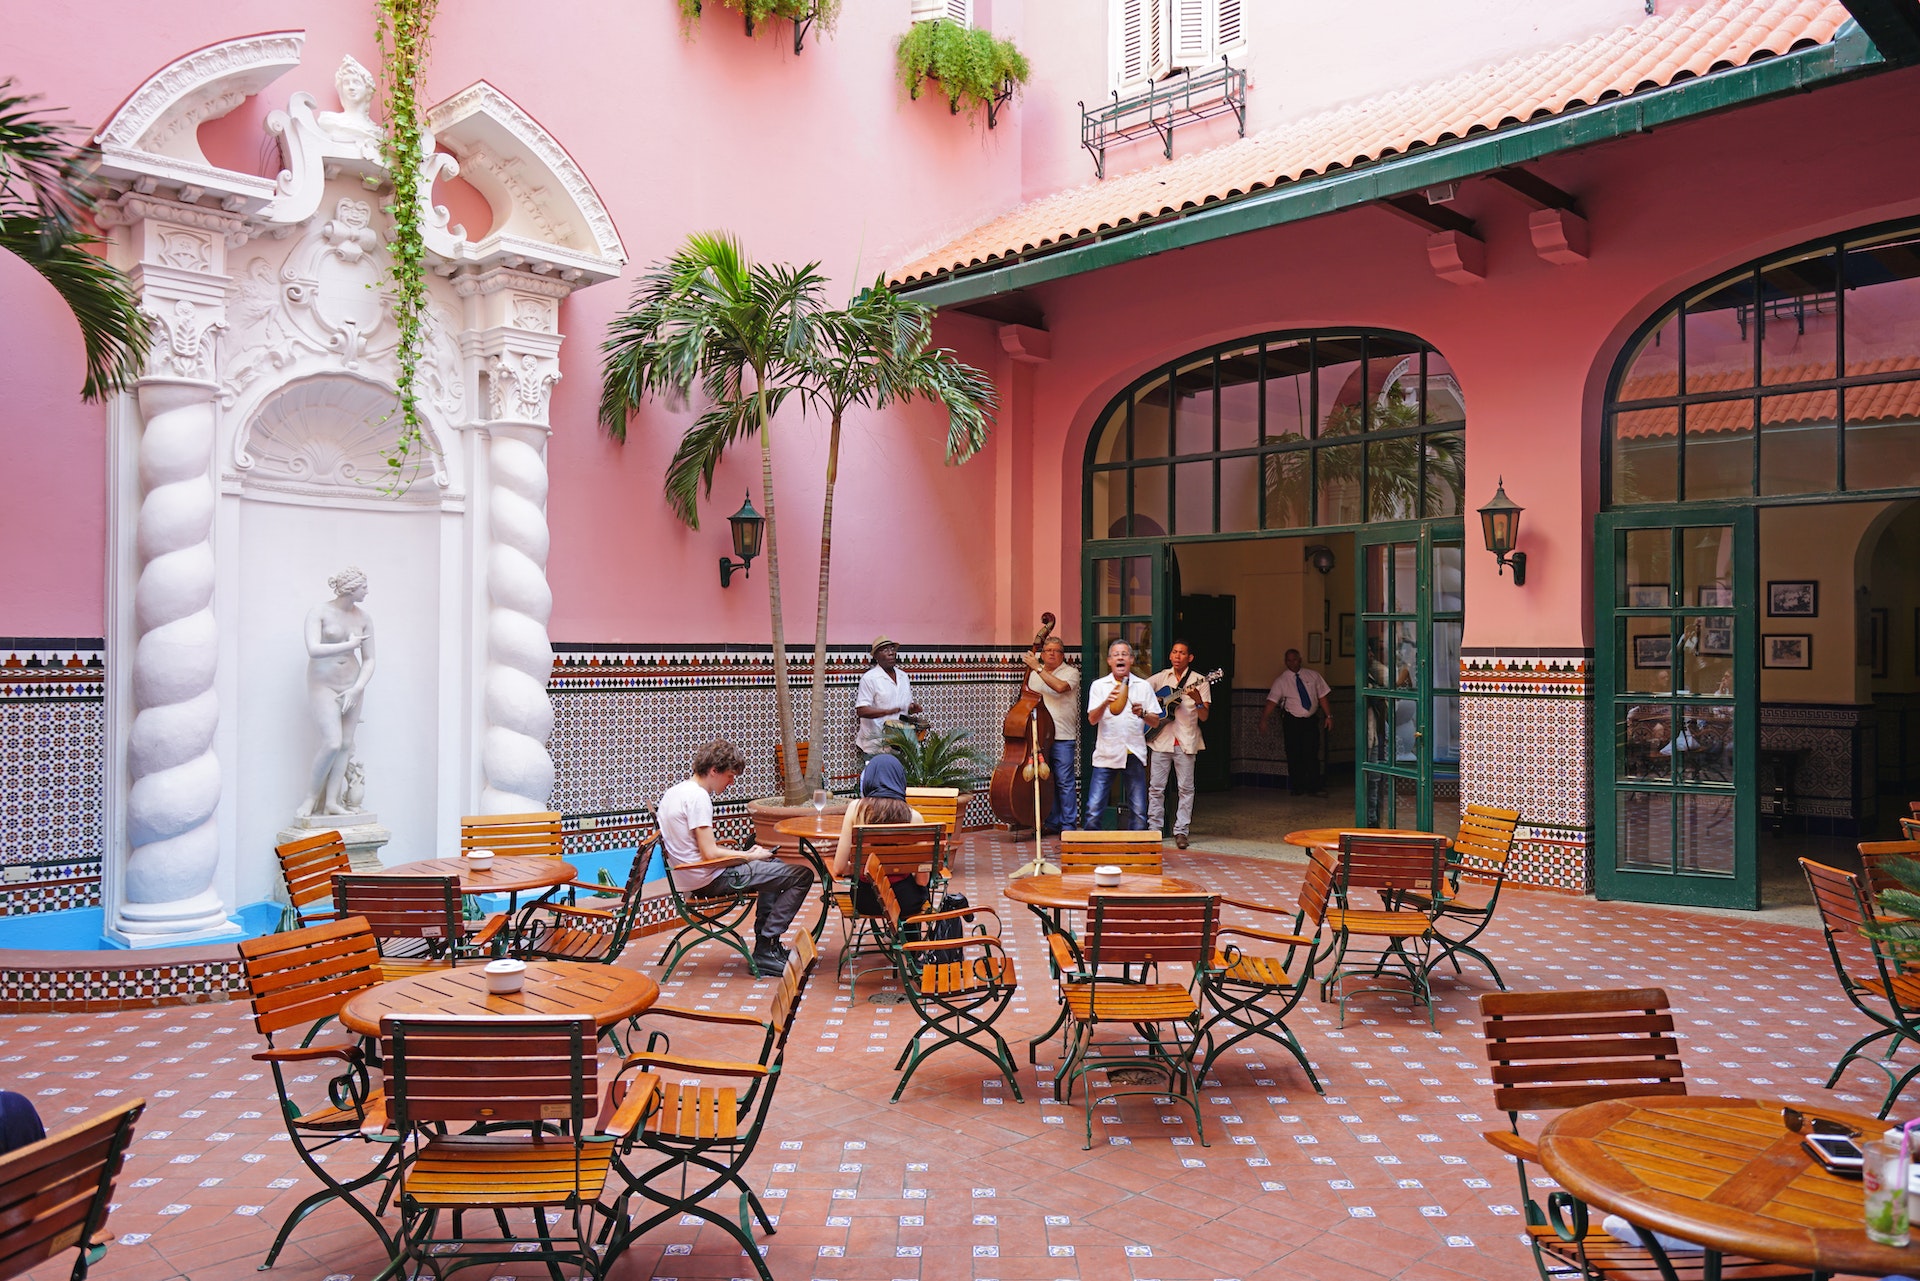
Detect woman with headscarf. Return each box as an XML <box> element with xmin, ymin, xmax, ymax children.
<box><xmin>831</xmin><ymin>754</ymin><xmax>931</xmax><ymax>919</ymax></box>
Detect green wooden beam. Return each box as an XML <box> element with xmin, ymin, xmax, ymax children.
<box><xmin>1841</xmin><ymin>0</ymin><xmax>1920</xmax><ymax>63</ymax></box>
<box><xmin>899</xmin><ymin>28</ymin><xmax>1885</xmax><ymax>309</ymax></box>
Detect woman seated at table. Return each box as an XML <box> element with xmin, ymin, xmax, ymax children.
<box><xmin>831</xmin><ymin>754</ymin><xmax>930</xmax><ymax>920</ymax></box>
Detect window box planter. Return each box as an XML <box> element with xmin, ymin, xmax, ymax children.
<box><xmin>897</xmin><ymin>18</ymin><xmax>1030</xmax><ymax>129</ymax></box>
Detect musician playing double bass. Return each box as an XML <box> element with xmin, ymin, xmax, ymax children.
<box><xmin>1021</xmin><ymin>636</ymin><xmax>1081</xmax><ymax>834</ymax></box>
<box><xmin>1146</xmin><ymin>639</ymin><xmax>1210</xmax><ymax>849</ymax></box>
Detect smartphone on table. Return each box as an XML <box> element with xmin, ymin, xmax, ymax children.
<box><xmin>1803</xmin><ymin>1132</ymin><xmax>1865</xmax><ymax>1178</ymax></box>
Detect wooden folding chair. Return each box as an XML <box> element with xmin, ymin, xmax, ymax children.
<box><xmin>905</xmin><ymin>786</ymin><xmax>963</xmax><ymax>838</ymax></box>
<box><xmin>1902</xmin><ymin>815</ymin><xmax>1920</xmax><ymax>842</ymax></box>
<box><xmin>332</xmin><ymin>874</ymin><xmax>506</xmax><ymax>979</ymax></box>
<box><xmin>1858</xmin><ymin>839</ymin><xmax>1920</xmax><ymax>903</ymax></box>
<box><xmin>865</xmin><ymin>854</ymin><xmax>1021</xmax><ymax>1101</ymax></box>
<box><xmin>1320</xmin><ymin>832</ymin><xmax>1448</xmax><ymax>1026</ymax></box>
<box><xmin>274</xmin><ymin>830</ymin><xmax>350</xmax><ymax>929</ymax></box>
<box><xmin>1399</xmin><ymin>804</ymin><xmax>1520</xmax><ymax>990</ymax></box>
<box><xmin>1056</xmin><ymin>830</ymin><xmax>1165</xmax><ymax>875</ymax></box>
<box><xmin>373</xmin><ymin>1015</ymin><xmax>645</xmax><ymax>1281</ymax></box>
<box><xmin>513</xmin><ymin>839</ymin><xmax>661</xmax><ymax>966</ymax></box>
<box><xmin>656</xmin><ymin>850</ymin><xmax>765</xmax><ymax>980</ymax></box>
<box><xmin>831</xmin><ymin>823</ymin><xmax>947</xmax><ymax>993</ymax></box>
<box><xmin>459</xmin><ymin>810</ymin><xmax>563</xmax><ymax>858</ymax></box>
<box><xmin>1058</xmin><ymin>893</ymin><xmax>1217</xmax><ymax>1150</ymax></box>
<box><xmin>237</xmin><ymin>916</ymin><xmax>397</xmax><ymax>1269</ymax></box>
<box><xmin>0</xmin><ymin>1099</ymin><xmax>144</xmax><ymax>1281</ymax></box>
<box><xmin>1802</xmin><ymin>858</ymin><xmax>1920</xmax><ymax>1116</ymax></box>
<box><xmin>1480</xmin><ymin>988</ymin><xmax>1815</xmax><ymax>1281</ymax></box>
<box><xmin>1196</xmin><ymin>855</ymin><xmax>1337</xmax><ymax>1091</ymax></box>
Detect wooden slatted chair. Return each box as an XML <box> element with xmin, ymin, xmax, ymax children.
<box><xmin>904</xmin><ymin>786</ymin><xmax>963</xmax><ymax>839</ymax></box>
<box><xmin>512</xmin><ymin>839</ymin><xmax>660</xmax><ymax>966</ymax></box>
<box><xmin>1398</xmin><ymin>804</ymin><xmax>1520</xmax><ymax>990</ymax></box>
<box><xmin>1058</xmin><ymin>893</ymin><xmax>1217</xmax><ymax>1150</ymax></box>
<box><xmin>332</xmin><ymin>873</ymin><xmax>507</xmax><ymax>979</ymax></box>
<box><xmin>865</xmin><ymin>853</ymin><xmax>1021</xmax><ymax>1101</ymax></box>
<box><xmin>237</xmin><ymin>916</ymin><xmax>398</xmax><ymax>1269</ymax></box>
<box><xmin>1195</xmin><ymin>855</ymin><xmax>1337</xmax><ymax>1091</ymax></box>
<box><xmin>1801</xmin><ymin>858</ymin><xmax>1920</xmax><ymax>1116</ymax></box>
<box><xmin>1056</xmin><ymin>830</ymin><xmax>1165</xmax><ymax>875</ymax></box>
<box><xmin>459</xmin><ymin>810</ymin><xmax>563</xmax><ymax>858</ymax></box>
<box><xmin>1480</xmin><ymin>987</ymin><xmax>1816</xmax><ymax>1281</ymax></box>
<box><xmin>274</xmin><ymin>830</ymin><xmax>350</xmax><ymax>929</ymax></box>
<box><xmin>830</xmin><ymin>823</ymin><xmax>948</xmax><ymax>993</ymax></box>
<box><xmin>1858</xmin><ymin>839</ymin><xmax>1920</xmax><ymax>904</ymax></box>
<box><xmin>656</xmin><ymin>850</ymin><xmax>767</xmax><ymax>980</ymax></box>
<box><xmin>602</xmin><ymin>931</ymin><xmax>820</xmax><ymax>1281</ymax></box>
<box><xmin>0</xmin><ymin>1099</ymin><xmax>144</xmax><ymax>1281</ymax></box>
<box><xmin>374</xmin><ymin>1014</ymin><xmax>648</xmax><ymax>1281</ymax></box>
<box><xmin>1320</xmin><ymin>833</ymin><xmax>1448</xmax><ymax>1026</ymax></box>
<box><xmin>1902</xmin><ymin>815</ymin><xmax>1920</xmax><ymax>842</ymax></box>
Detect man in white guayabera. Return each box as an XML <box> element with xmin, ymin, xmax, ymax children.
<box><xmin>298</xmin><ymin>566</ymin><xmax>376</xmax><ymax>817</ymax></box>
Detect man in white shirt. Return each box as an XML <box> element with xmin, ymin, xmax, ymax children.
<box><xmin>1084</xmin><ymin>639</ymin><xmax>1162</xmax><ymax>830</ymax></box>
<box><xmin>1021</xmin><ymin>636</ymin><xmax>1081</xmax><ymax>834</ymax></box>
<box><xmin>1146</xmin><ymin>640</ymin><xmax>1210</xmax><ymax>849</ymax></box>
<box><xmin>657</xmin><ymin>739</ymin><xmax>814</xmax><ymax>974</ymax></box>
<box><xmin>854</xmin><ymin>636</ymin><xmax>921</xmax><ymax>763</ymax></box>
<box><xmin>1260</xmin><ymin>648</ymin><xmax>1335</xmax><ymax>797</ymax></box>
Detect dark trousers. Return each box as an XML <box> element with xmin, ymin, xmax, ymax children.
<box><xmin>1281</xmin><ymin>714</ymin><xmax>1325</xmax><ymax>795</ymax></box>
<box><xmin>1046</xmin><ymin>738</ymin><xmax>1081</xmax><ymax>830</ymax></box>
<box><xmin>711</xmin><ymin>859</ymin><xmax>814</xmax><ymax>956</ymax></box>
<box><xmin>1086</xmin><ymin>755</ymin><xmax>1149</xmax><ymax>830</ymax></box>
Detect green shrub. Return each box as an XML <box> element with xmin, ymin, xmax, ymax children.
<box><xmin>677</xmin><ymin>0</ymin><xmax>840</xmax><ymax>37</ymax></box>
<box><xmin>896</xmin><ymin>18</ymin><xmax>1030</xmax><ymax>120</ymax></box>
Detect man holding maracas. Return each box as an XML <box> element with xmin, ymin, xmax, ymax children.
<box><xmin>1085</xmin><ymin>638</ymin><xmax>1163</xmax><ymax>830</ymax></box>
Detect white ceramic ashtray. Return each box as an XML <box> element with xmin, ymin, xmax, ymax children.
<box><xmin>465</xmin><ymin>851</ymin><xmax>495</xmax><ymax>870</ymax></box>
<box><xmin>1092</xmin><ymin>864</ymin><xmax>1124</xmax><ymax>887</ymax></box>
<box><xmin>483</xmin><ymin>959</ymin><xmax>526</xmax><ymax>994</ymax></box>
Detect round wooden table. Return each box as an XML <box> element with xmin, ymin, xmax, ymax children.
<box><xmin>1003</xmin><ymin>872</ymin><xmax>1203</xmax><ymax>910</ymax></box>
<box><xmin>1538</xmin><ymin>1094</ymin><xmax>1920</xmax><ymax>1275</ymax></box>
<box><xmin>774</xmin><ymin>815</ymin><xmax>844</xmax><ymax>844</ymax></box>
<box><xmin>340</xmin><ymin>960</ymin><xmax>658</xmax><ymax>1037</ymax></box>
<box><xmin>373</xmin><ymin>855</ymin><xmax>577</xmax><ymax>897</ymax></box>
<box><xmin>1282</xmin><ymin>827</ymin><xmax>1452</xmax><ymax>854</ymax></box>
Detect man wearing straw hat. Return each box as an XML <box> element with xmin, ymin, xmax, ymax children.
<box><xmin>854</xmin><ymin>635</ymin><xmax>922</xmax><ymax>764</ymax></box>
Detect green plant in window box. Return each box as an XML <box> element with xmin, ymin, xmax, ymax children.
<box><xmin>896</xmin><ymin>18</ymin><xmax>1030</xmax><ymax>127</ymax></box>
<box><xmin>677</xmin><ymin>0</ymin><xmax>841</xmax><ymax>49</ymax></box>
<box><xmin>882</xmin><ymin>723</ymin><xmax>987</xmax><ymax>791</ymax></box>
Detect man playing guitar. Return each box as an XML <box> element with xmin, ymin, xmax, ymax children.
<box><xmin>1146</xmin><ymin>641</ymin><xmax>1220</xmax><ymax>849</ymax></box>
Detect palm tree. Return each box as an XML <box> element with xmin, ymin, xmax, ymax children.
<box><xmin>795</xmin><ymin>280</ymin><xmax>995</xmax><ymax>794</ymax></box>
<box><xmin>599</xmin><ymin>232</ymin><xmax>828</xmax><ymax>797</ymax></box>
<box><xmin>0</xmin><ymin>82</ymin><xmax>148</xmax><ymax>400</ymax></box>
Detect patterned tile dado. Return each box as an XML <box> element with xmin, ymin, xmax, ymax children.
<box><xmin>0</xmin><ymin>643</ymin><xmax>106</xmax><ymax>897</ymax></box>
<box><xmin>0</xmin><ymin>953</ymin><xmax>245</xmax><ymax>1012</ymax></box>
<box><xmin>1760</xmin><ymin>702</ymin><xmax>1867</xmax><ymax>824</ymax></box>
<box><xmin>1461</xmin><ymin>694</ymin><xmax>1592</xmax><ymax>831</ymax></box>
<box><xmin>1460</xmin><ymin>654</ymin><xmax>1591</xmax><ymax>697</ymax></box>
<box><xmin>1509</xmin><ymin>824</ymin><xmax>1593</xmax><ymax>894</ymax></box>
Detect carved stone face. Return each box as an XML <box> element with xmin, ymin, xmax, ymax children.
<box><xmin>336</xmin><ymin>58</ymin><xmax>376</xmax><ymax>109</ymax></box>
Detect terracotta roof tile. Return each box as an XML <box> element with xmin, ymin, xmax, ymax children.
<box><xmin>892</xmin><ymin>0</ymin><xmax>1851</xmax><ymax>287</ymax></box>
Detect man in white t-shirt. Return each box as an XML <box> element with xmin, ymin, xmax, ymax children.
<box><xmin>1260</xmin><ymin>648</ymin><xmax>1335</xmax><ymax>797</ymax></box>
<box><xmin>1084</xmin><ymin>639</ymin><xmax>1162</xmax><ymax>830</ymax></box>
<box><xmin>854</xmin><ymin>636</ymin><xmax>920</xmax><ymax>763</ymax></box>
<box><xmin>1021</xmin><ymin>636</ymin><xmax>1081</xmax><ymax>834</ymax></box>
<box><xmin>1146</xmin><ymin>640</ymin><xmax>1211</xmax><ymax>849</ymax></box>
<box><xmin>657</xmin><ymin>739</ymin><xmax>814</xmax><ymax>974</ymax></box>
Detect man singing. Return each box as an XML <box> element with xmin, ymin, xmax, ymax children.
<box><xmin>1146</xmin><ymin>639</ymin><xmax>1210</xmax><ymax>849</ymax></box>
<box><xmin>1085</xmin><ymin>639</ymin><xmax>1162</xmax><ymax>830</ymax></box>
<box><xmin>1022</xmin><ymin>636</ymin><xmax>1082</xmax><ymax>834</ymax></box>
<box><xmin>1260</xmin><ymin>648</ymin><xmax>1334</xmax><ymax>797</ymax></box>
<box><xmin>854</xmin><ymin>635</ymin><xmax>921</xmax><ymax>763</ymax></box>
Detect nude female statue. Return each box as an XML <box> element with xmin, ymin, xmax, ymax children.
<box><xmin>297</xmin><ymin>566</ymin><xmax>377</xmax><ymax>817</ymax></box>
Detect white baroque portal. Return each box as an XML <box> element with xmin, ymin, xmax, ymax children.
<box><xmin>92</xmin><ymin>33</ymin><xmax>625</xmax><ymax>944</ymax></box>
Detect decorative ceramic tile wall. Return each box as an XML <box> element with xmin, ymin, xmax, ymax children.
<box><xmin>1760</xmin><ymin>702</ymin><xmax>1867</xmax><ymax>825</ymax></box>
<box><xmin>1460</xmin><ymin>652</ymin><xmax>1593</xmax><ymax>892</ymax></box>
<box><xmin>0</xmin><ymin>956</ymin><xmax>245</xmax><ymax>1012</ymax></box>
<box><xmin>0</xmin><ymin>642</ymin><xmax>106</xmax><ymax>915</ymax></box>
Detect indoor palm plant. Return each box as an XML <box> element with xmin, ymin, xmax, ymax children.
<box><xmin>883</xmin><ymin>723</ymin><xmax>986</xmax><ymax>791</ymax></box>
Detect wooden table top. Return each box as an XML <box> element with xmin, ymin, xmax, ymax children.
<box><xmin>1283</xmin><ymin>827</ymin><xmax>1453</xmax><ymax>852</ymax></box>
<box><xmin>339</xmin><ymin>961</ymin><xmax>658</xmax><ymax>1037</ymax></box>
<box><xmin>775</xmin><ymin>815</ymin><xmax>845</xmax><ymax>841</ymax></box>
<box><xmin>372</xmin><ymin>856</ymin><xmax>577</xmax><ymax>895</ymax></box>
<box><xmin>1004</xmin><ymin>872</ymin><xmax>1203</xmax><ymax>911</ymax></box>
<box><xmin>1538</xmin><ymin>1094</ymin><xmax>1919</xmax><ymax>1275</ymax></box>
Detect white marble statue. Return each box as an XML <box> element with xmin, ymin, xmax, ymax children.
<box><xmin>297</xmin><ymin>566</ymin><xmax>377</xmax><ymax>817</ymax></box>
<box><xmin>314</xmin><ymin>55</ymin><xmax>382</xmax><ymax>151</ymax></box>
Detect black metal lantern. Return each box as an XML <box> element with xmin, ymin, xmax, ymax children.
<box><xmin>720</xmin><ymin>491</ymin><xmax>765</xmax><ymax>588</ymax></box>
<box><xmin>1304</xmin><ymin>544</ymin><xmax>1336</xmax><ymax>576</ymax></box>
<box><xmin>1477</xmin><ymin>477</ymin><xmax>1527</xmax><ymax>585</ymax></box>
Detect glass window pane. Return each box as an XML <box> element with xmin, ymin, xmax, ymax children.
<box><xmin>1619</xmin><ymin>310</ymin><xmax>1680</xmax><ymax>402</ymax></box>
<box><xmin>1173</xmin><ymin>460</ymin><xmax>1213</xmax><ymax>535</ymax></box>
<box><xmin>1844</xmin><ymin>231</ymin><xmax>1920</xmax><ymax>377</ymax></box>
<box><xmin>1363</xmin><ymin>697</ymin><xmax>1396</xmax><ymax>763</ymax></box>
<box><xmin>1091</xmin><ymin>470</ymin><xmax>1122</xmax><ymax>540</ymax></box>
<box><xmin>1424</xmin><ymin>349</ymin><xmax>1466</xmax><ymax>426</ymax></box>
<box><xmin>1363</xmin><ymin>620</ymin><xmax>1390</xmax><ymax>686</ymax></box>
<box><xmin>1616</xmin><ymin>792</ymin><xmax>1673</xmax><ymax>872</ymax></box>
<box><xmin>1759</xmin><ymin>390</ymin><xmax>1837</xmax><ymax>495</ymax></box>
<box><xmin>1613</xmin><ymin>409</ymin><xmax>1679</xmax><ymax>504</ymax></box>
<box><xmin>1262</xmin><ymin>449</ymin><xmax>1311</xmax><ymax>529</ymax></box>
<box><xmin>1134</xmin><ymin>375</ymin><xmax>1170</xmax><ymax>460</ymax></box>
<box><xmin>1367</xmin><ymin>437</ymin><xmax>1421</xmax><ymax>522</ymax></box>
<box><xmin>1681</xmin><ymin>616</ymin><xmax>1733</xmax><ymax>697</ymax></box>
<box><xmin>1391</xmin><ymin>546</ymin><xmax>1417</xmax><ymax>615</ymax></box>
<box><xmin>1316</xmin><ymin>336</ymin><xmax>1366</xmax><ymax>438</ymax></box>
<box><xmin>1676</xmin><ymin>705</ymin><xmax>1734</xmax><ymax>785</ymax></box>
<box><xmin>1093</xmin><ymin>559</ymin><xmax>1125</xmax><ymax>616</ymax></box>
<box><xmin>1685</xmin><ymin>274</ymin><xmax>1755</xmax><ymax>395</ymax></box>
<box><xmin>1620</xmin><ymin>708</ymin><xmax>1671</xmax><ymax>784</ymax></box>
<box><xmin>1759</xmin><ymin>249</ymin><xmax>1838</xmax><ymax>384</ymax></box>
<box><xmin>1263</xmin><ymin>341</ymin><xmax>1312</xmax><ymax>445</ymax></box>
<box><xmin>1432</xmin><ymin>620</ymin><xmax>1463</xmax><ymax>689</ymax></box>
<box><xmin>1683</xmin><ymin>400</ymin><xmax>1753</xmax><ymax>500</ymax></box>
<box><xmin>1219</xmin><ymin>346</ymin><xmax>1261</xmax><ymax>451</ymax></box>
<box><xmin>1432</xmin><ymin>543</ymin><xmax>1464</xmax><ymax>614</ymax></box>
<box><xmin>1368</xmin><ymin>335</ymin><xmax>1424</xmax><ymax>432</ymax></box>
<box><xmin>1432</xmin><ymin>693</ymin><xmax>1460</xmax><ymax>771</ymax></box>
<box><xmin>1318</xmin><ymin>443</ymin><xmax>1362</xmax><ymax>525</ymax></box>
<box><xmin>1680</xmin><ymin>525</ymin><xmax>1734</xmax><ymax>605</ymax></box>
<box><xmin>1174</xmin><ymin>358</ymin><xmax>1214</xmax><ymax>456</ymax></box>
<box><xmin>1622</xmin><ymin>529</ymin><xmax>1672</xmax><ymax>609</ymax></box>
<box><xmin>1093</xmin><ymin>400</ymin><xmax>1127</xmax><ymax>465</ymax></box>
<box><xmin>1624</xmin><ymin>617</ymin><xmax>1673</xmax><ymax>695</ymax></box>
<box><xmin>1364</xmin><ymin>770</ymin><xmax>1399</xmax><ymax>827</ymax></box>
<box><xmin>1846</xmin><ymin>379</ymin><xmax>1920</xmax><ymax>491</ymax></box>
<box><xmin>1220</xmin><ymin>454</ymin><xmax>1259</xmax><ymax>532</ymax></box>
<box><xmin>1121</xmin><ymin>556</ymin><xmax>1152</xmax><ymax>615</ymax></box>
<box><xmin>1364</xmin><ymin>548</ymin><xmax>1387</xmax><ymax>614</ymax></box>
<box><xmin>1677</xmin><ymin>793</ymin><xmax>1735</xmax><ymax>875</ymax></box>
<box><xmin>1422</xmin><ymin>431</ymin><xmax>1465</xmax><ymax>517</ymax></box>
<box><xmin>1131</xmin><ymin>465</ymin><xmax>1168</xmax><ymax>537</ymax></box>
<box><xmin>1095</xmin><ymin>621</ymin><xmax>1152</xmax><ymax>669</ymax></box>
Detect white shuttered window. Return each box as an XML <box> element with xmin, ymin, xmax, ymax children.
<box><xmin>911</xmin><ymin>0</ymin><xmax>970</xmax><ymax>25</ymax></box>
<box><xmin>1115</xmin><ymin>0</ymin><xmax>1242</xmax><ymax>89</ymax></box>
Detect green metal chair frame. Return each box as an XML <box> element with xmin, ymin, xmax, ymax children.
<box><xmin>237</xmin><ymin>916</ymin><xmax>399</xmax><ymax>1270</ymax></box>
<box><xmin>331</xmin><ymin>873</ymin><xmax>506</xmax><ymax>972</ymax></box>
<box><xmin>1320</xmin><ymin>833</ymin><xmax>1448</xmax><ymax>1026</ymax></box>
<box><xmin>512</xmin><ymin>839</ymin><xmax>660</xmax><ymax>965</ymax></box>
<box><xmin>832</xmin><ymin>822</ymin><xmax>948</xmax><ymax>994</ymax></box>
<box><xmin>0</xmin><ymin>1098</ymin><xmax>144</xmax><ymax>1281</ymax></box>
<box><xmin>1801</xmin><ymin>857</ymin><xmax>1920</xmax><ymax>1117</ymax></box>
<box><xmin>1195</xmin><ymin>855</ymin><xmax>1336</xmax><ymax>1091</ymax></box>
<box><xmin>864</xmin><ymin>854</ymin><xmax>1022</xmax><ymax>1102</ymax></box>
<box><xmin>655</xmin><ymin>850</ymin><xmax>764</xmax><ymax>979</ymax></box>
<box><xmin>1403</xmin><ymin>804</ymin><xmax>1520</xmax><ymax>990</ymax></box>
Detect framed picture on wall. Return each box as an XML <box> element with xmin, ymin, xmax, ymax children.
<box><xmin>1696</xmin><ymin>584</ymin><xmax>1733</xmax><ymax>608</ymax></box>
<box><xmin>1307</xmin><ymin>632</ymin><xmax>1325</xmax><ymax>664</ymax></box>
<box><xmin>1338</xmin><ymin>613</ymin><xmax>1355</xmax><ymax>657</ymax></box>
<box><xmin>1767</xmin><ymin>581</ymin><xmax>1818</xmax><ymax>617</ymax></box>
<box><xmin>1627</xmin><ymin>584</ymin><xmax>1669</xmax><ymax>608</ymax></box>
<box><xmin>1700</xmin><ymin>619</ymin><xmax>1733</xmax><ymax>656</ymax></box>
<box><xmin>1763</xmin><ymin>634</ymin><xmax>1812</xmax><ymax>668</ymax></box>
<box><xmin>1633</xmin><ymin>635</ymin><xmax>1672</xmax><ymax>669</ymax></box>
<box><xmin>1871</xmin><ymin>607</ymin><xmax>1889</xmax><ymax>678</ymax></box>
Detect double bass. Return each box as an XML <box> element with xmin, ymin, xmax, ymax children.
<box><xmin>988</xmin><ymin>613</ymin><xmax>1057</xmax><ymax>831</ymax></box>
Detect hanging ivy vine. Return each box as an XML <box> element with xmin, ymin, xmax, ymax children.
<box><xmin>897</xmin><ymin>19</ymin><xmax>1029</xmax><ymax>126</ymax></box>
<box><xmin>373</xmin><ymin>0</ymin><xmax>439</xmax><ymax>490</ymax></box>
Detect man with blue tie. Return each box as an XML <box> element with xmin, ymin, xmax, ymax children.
<box><xmin>1260</xmin><ymin>647</ymin><xmax>1335</xmax><ymax>797</ymax></box>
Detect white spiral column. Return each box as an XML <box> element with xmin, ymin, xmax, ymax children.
<box><xmin>480</xmin><ymin>421</ymin><xmax>556</xmax><ymax>812</ymax></box>
<box><xmin>118</xmin><ymin>375</ymin><xmax>229</xmax><ymax>937</ymax></box>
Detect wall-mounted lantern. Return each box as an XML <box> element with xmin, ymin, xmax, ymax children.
<box><xmin>719</xmin><ymin>491</ymin><xmax>765</xmax><ymax>588</ymax></box>
<box><xmin>1304</xmin><ymin>544</ymin><xmax>1336</xmax><ymax>576</ymax></box>
<box><xmin>1477</xmin><ymin>477</ymin><xmax>1527</xmax><ymax>586</ymax></box>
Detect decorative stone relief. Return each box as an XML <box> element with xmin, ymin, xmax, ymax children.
<box><xmin>512</xmin><ymin>296</ymin><xmax>554</xmax><ymax>331</ymax></box>
<box><xmin>142</xmin><ymin>299</ymin><xmax>225</xmax><ymax>381</ymax></box>
<box><xmin>156</xmin><ymin>229</ymin><xmax>214</xmax><ymax>271</ymax></box>
<box><xmin>313</xmin><ymin>56</ymin><xmax>383</xmax><ymax>156</ymax></box>
<box><xmin>488</xmin><ymin>353</ymin><xmax>561</xmax><ymax>423</ymax></box>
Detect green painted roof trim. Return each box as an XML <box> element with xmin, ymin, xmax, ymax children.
<box><xmin>899</xmin><ymin>24</ymin><xmax>1886</xmax><ymax>309</ymax></box>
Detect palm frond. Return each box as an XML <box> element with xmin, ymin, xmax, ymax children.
<box><xmin>0</xmin><ymin>215</ymin><xmax>148</xmax><ymax>401</ymax></box>
<box><xmin>881</xmin><ymin>724</ymin><xmax>986</xmax><ymax>790</ymax></box>
<box><xmin>663</xmin><ymin>396</ymin><xmax>763</xmax><ymax>527</ymax></box>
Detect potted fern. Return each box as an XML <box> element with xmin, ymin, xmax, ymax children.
<box><xmin>676</xmin><ymin>0</ymin><xmax>840</xmax><ymax>51</ymax></box>
<box><xmin>896</xmin><ymin>18</ymin><xmax>1030</xmax><ymax>128</ymax></box>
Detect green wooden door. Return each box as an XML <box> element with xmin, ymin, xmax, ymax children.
<box><xmin>1354</xmin><ymin>522</ymin><xmax>1464</xmax><ymax>832</ymax></box>
<box><xmin>1594</xmin><ymin>510</ymin><xmax>1757</xmax><ymax>908</ymax></box>
<box><xmin>1082</xmin><ymin>543</ymin><xmax>1175</xmax><ymax>823</ymax></box>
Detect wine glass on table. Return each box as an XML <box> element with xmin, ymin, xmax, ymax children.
<box><xmin>812</xmin><ymin>788</ymin><xmax>829</xmax><ymax>822</ymax></box>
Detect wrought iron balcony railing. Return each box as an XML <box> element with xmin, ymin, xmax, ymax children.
<box><xmin>1080</xmin><ymin>57</ymin><xmax>1248</xmax><ymax>180</ymax></box>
